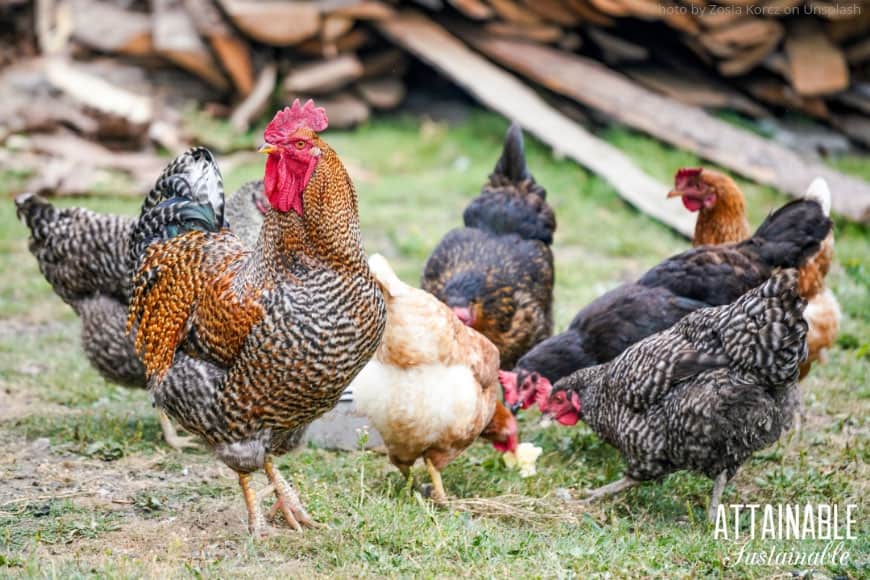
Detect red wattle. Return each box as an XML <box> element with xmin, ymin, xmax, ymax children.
<box><xmin>681</xmin><ymin>196</ymin><xmax>703</xmax><ymax>212</ymax></box>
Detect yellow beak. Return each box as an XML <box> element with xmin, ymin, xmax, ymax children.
<box><xmin>666</xmin><ymin>189</ymin><xmax>682</xmax><ymax>199</ymax></box>
<box><xmin>258</xmin><ymin>144</ymin><xmax>277</xmax><ymax>155</ymax></box>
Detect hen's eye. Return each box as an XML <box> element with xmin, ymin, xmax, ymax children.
<box><xmin>294</xmin><ymin>140</ymin><xmax>306</xmax><ymax>150</ymax></box>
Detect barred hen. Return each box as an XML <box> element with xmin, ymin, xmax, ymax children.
<box><xmin>15</xmin><ymin>180</ymin><xmax>268</xmax><ymax>449</ymax></box>
<box><xmin>353</xmin><ymin>255</ymin><xmax>516</xmax><ymax>504</ymax></box>
<box><xmin>127</xmin><ymin>100</ymin><xmax>386</xmax><ymax>535</ymax></box>
<box><xmin>539</xmin><ymin>270</ymin><xmax>807</xmax><ymax>521</ymax></box>
<box><xmin>503</xmin><ymin>192</ymin><xmax>831</xmax><ymax>412</ymax></box>
<box><xmin>422</xmin><ymin>123</ymin><xmax>555</xmax><ymax>369</ymax></box>
<box><xmin>669</xmin><ymin>168</ymin><xmax>840</xmax><ymax>379</ymax></box>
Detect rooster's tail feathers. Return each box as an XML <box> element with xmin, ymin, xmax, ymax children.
<box><xmin>140</xmin><ymin>147</ymin><xmax>225</xmax><ymax>227</ymax></box>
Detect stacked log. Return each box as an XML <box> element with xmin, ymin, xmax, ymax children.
<box><xmin>1</xmin><ymin>1</ymin><xmax>868</xmax><ymax>215</ymax></box>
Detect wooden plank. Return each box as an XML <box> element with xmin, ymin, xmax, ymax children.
<box><xmin>485</xmin><ymin>21</ymin><xmax>564</xmax><ymax>44</ymax></box>
<box><xmin>466</xmin><ymin>32</ymin><xmax>870</xmax><ymax>222</ymax></box>
<box><xmin>283</xmin><ymin>55</ymin><xmax>364</xmax><ymax>94</ymax></box>
<box><xmin>152</xmin><ymin>0</ymin><xmax>229</xmax><ymax>90</ymax></box>
<box><xmin>183</xmin><ymin>0</ymin><xmax>254</xmax><ymax>96</ymax></box>
<box><xmin>447</xmin><ymin>0</ymin><xmax>493</xmax><ymax>20</ymax></box>
<box><xmin>356</xmin><ymin>77</ymin><xmax>406</xmax><ymax>109</ymax></box>
<box><xmin>785</xmin><ymin>18</ymin><xmax>849</xmax><ymax>96</ymax></box>
<box><xmin>376</xmin><ymin>11</ymin><xmax>696</xmax><ymax>237</ymax></box>
<box><xmin>70</xmin><ymin>0</ymin><xmax>152</xmax><ymax>56</ymax></box>
<box><xmin>520</xmin><ymin>0</ymin><xmax>581</xmax><ymax>26</ymax></box>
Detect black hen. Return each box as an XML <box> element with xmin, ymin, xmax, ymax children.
<box><xmin>422</xmin><ymin>123</ymin><xmax>555</xmax><ymax>368</ymax></box>
<box><xmin>502</xmin><ymin>193</ymin><xmax>831</xmax><ymax>410</ymax></box>
<box><xmin>15</xmin><ymin>159</ymin><xmax>268</xmax><ymax>448</ymax></box>
<box><xmin>540</xmin><ymin>269</ymin><xmax>807</xmax><ymax>521</ymax></box>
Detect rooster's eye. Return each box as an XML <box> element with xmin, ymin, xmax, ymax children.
<box><xmin>294</xmin><ymin>140</ymin><xmax>306</xmax><ymax>150</ymax></box>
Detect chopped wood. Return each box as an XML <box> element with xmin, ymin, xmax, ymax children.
<box><xmin>825</xmin><ymin>10</ymin><xmax>870</xmax><ymax>43</ymax></box>
<box><xmin>152</xmin><ymin>0</ymin><xmax>228</xmax><ymax>90</ymax></box>
<box><xmin>718</xmin><ymin>34</ymin><xmax>782</xmax><ymax>77</ymax></box>
<box><xmin>283</xmin><ymin>55</ymin><xmax>364</xmax><ymax>94</ymax></box>
<box><xmin>183</xmin><ymin>0</ymin><xmax>253</xmax><ymax>96</ymax></box>
<box><xmin>485</xmin><ymin>21</ymin><xmax>564</xmax><ymax>44</ymax></box>
<box><xmin>466</xmin><ymin>32</ymin><xmax>870</xmax><ymax>222</ymax></box>
<box><xmin>846</xmin><ymin>37</ymin><xmax>870</xmax><ymax>65</ymax></box>
<box><xmin>520</xmin><ymin>0</ymin><xmax>581</xmax><ymax>27</ymax></box>
<box><xmin>361</xmin><ymin>49</ymin><xmax>408</xmax><ymax>77</ymax></box>
<box><xmin>587</xmin><ymin>0</ymin><xmax>632</xmax><ymax>17</ymax></box>
<box><xmin>834</xmin><ymin>88</ymin><xmax>870</xmax><ymax>116</ymax></box>
<box><xmin>745</xmin><ymin>78</ymin><xmax>829</xmax><ymax>119</ymax></box>
<box><xmin>377</xmin><ymin>11</ymin><xmax>696</xmax><ymax>237</ymax></box>
<box><xmin>322</xmin><ymin>16</ymin><xmax>355</xmax><ymax>41</ymax></box>
<box><xmin>309</xmin><ymin>93</ymin><xmax>369</xmax><ymax>128</ymax></box>
<box><xmin>69</xmin><ymin>0</ymin><xmax>152</xmax><ymax>56</ymax></box>
<box><xmin>331</xmin><ymin>0</ymin><xmax>395</xmax><ymax>20</ymax></box>
<box><xmin>616</xmin><ymin>0</ymin><xmax>669</xmax><ymax>20</ymax></box>
<box><xmin>563</xmin><ymin>0</ymin><xmax>613</xmax><ymax>26</ymax></box>
<box><xmin>785</xmin><ymin>18</ymin><xmax>849</xmax><ymax>96</ymax></box>
<box><xmin>489</xmin><ymin>0</ymin><xmax>542</xmax><ymax>25</ymax></box>
<box><xmin>356</xmin><ymin>77</ymin><xmax>406</xmax><ymax>109</ymax></box>
<box><xmin>297</xmin><ymin>28</ymin><xmax>371</xmax><ymax>58</ymax></box>
<box><xmin>447</xmin><ymin>0</ymin><xmax>492</xmax><ymax>20</ymax></box>
<box><xmin>216</xmin><ymin>0</ymin><xmax>320</xmax><ymax>46</ymax></box>
<box><xmin>706</xmin><ymin>18</ymin><xmax>784</xmax><ymax>49</ymax></box>
<box><xmin>44</xmin><ymin>58</ymin><xmax>152</xmax><ymax>126</ymax></box>
<box><xmin>230</xmin><ymin>63</ymin><xmax>277</xmax><ymax>131</ymax></box>
<box><xmin>830</xmin><ymin>113</ymin><xmax>870</xmax><ymax>148</ymax></box>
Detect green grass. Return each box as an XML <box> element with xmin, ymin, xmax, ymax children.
<box><xmin>0</xmin><ymin>111</ymin><xmax>868</xmax><ymax>577</ymax></box>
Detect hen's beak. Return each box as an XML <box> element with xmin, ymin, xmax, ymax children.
<box><xmin>666</xmin><ymin>189</ymin><xmax>682</xmax><ymax>199</ymax></box>
<box><xmin>258</xmin><ymin>144</ymin><xmax>277</xmax><ymax>155</ymax></box>
<box><xmin>509</xmin><ymin>402</ymin><xmax>521</xmax><ymax>415</ymax></box>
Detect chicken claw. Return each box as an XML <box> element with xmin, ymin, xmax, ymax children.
<box><xmin>158</xmin><ymin>410</ymin><xmax>200</xmax><ymax>451</ymax></box>
<box><xmin>424</xmin><ymin>458</ymin><xmax>448</xmax><ymax>505</ymax></box>
<box><xmin>579</xmin><ymin>476</ymin><xmax>639</xmax><ymax>504</ymax></box>
<box><xmin>264</xmin><ymin>457</ymin><xmax>322</xmax><ymax>530</ymax></box>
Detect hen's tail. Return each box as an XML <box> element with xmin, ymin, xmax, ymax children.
<box><xmin>128</xmin><ymin>147</ymin><xmax>226</xmax><ymax>274</ymax></box>
<box><xmin>684</xmin><ymin>269</ymin><xmax>808</xmax><ymax>388</ymax></box>
<box><xmin>462</xmin><ymin>123</ymin><xmax>556</xmax><ymax>244</ymax></box>
<box><xmin>15</xmin><ymin>193</ymin><xmax>133</xmax><ymax>303</ymax></box>
<box><xmin>368</xmin><ymin>253</ymin><xmax>409</xmax><ymax>299</ymax></box>
<box><xmin>742</xmin><ymin>182</ymin><xmax>832</xmax><ymax>270</ymax></box>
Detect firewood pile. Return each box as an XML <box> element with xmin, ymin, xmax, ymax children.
<box><xmin>1</xmin><ymin>0</ymin><xmax>868</xmax><ymax>222</ymax></box>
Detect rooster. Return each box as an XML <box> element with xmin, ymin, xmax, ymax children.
<box><xmin>422</xmin><ymin>123</ymin><xmax>555</xmax><ymax>369</ymax></box>
<box><xmin>353</xmin><ymin>254</ymin><xmax>517</xmax><ymax>504</ymax></box>
<box><xmin>503</xmin><ymin>186</ymin><xmax>832</xmax><ymax>412</ymax></box>
<box><xmin>127</xmin><ymin>100</ymin><xmax>386</xmax><ymax>535</ymax></box>
<box><xmin>668</xmin><ymin>168</ymin><xmax>840</xmax><ymax>379</ymax></box>
<box><xmin>537</xmin><ymin>270</ymin><xmax>807</xmax><ymax>522</ymax></box>
<box><xmin>14</xmin><ymin>180</ymin><xmax>269</xmax><ymax>449</ymax></box>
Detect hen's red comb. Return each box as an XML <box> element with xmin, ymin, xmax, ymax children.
<box><xmin>264</xmin><ymin>99</ymin><xmax>328</xmax><ymax>144</ymax></box>
<box><xmin>675</xmin><ymin>167</ymin><xmax>702</xmax><ymax>183</ymax></box>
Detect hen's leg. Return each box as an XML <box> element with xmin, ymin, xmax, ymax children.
<box><xmin>239</xmin><ymin>472</ymin><xmax>266</xmax><ymax>536</ymax></box>
<box><xmin>264</xmin><ymin>457</ymin><xmax>321</xmax><ymax>530</ymax></box>
<box><xmin>424</xmin><ymin>458</ymin><xmax>447</xmax><ymax>505</ymax></box>
<box><xmin>708</xmin><ymin>471</ymin><xmax>729</xmax><ymax>523</ymax></box>
<box><xmin>157</xmin><ymin>410</ymin><xmax>199</xmax><ymax>450</ymax></box>
<box><xmin>581</xmin><ymin>477</ymin><xmax>639</xmax><ymax>504</ymax></box>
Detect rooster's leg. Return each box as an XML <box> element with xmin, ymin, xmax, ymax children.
<box><xmin>708</xmin><ymin>471</ymin><xmax>729</xmax><ymax>523</ymax></box>
<box><xmin>580</xmin><ymin>477</ymin><xmax>639</xmax><ymax>504</ymax></box>
<box><xmin>239</xmin><ymin>472</ymin><xmax>266</xmax><ymax>536</ymax></box>
<box><xmin>157</xmin><ymin>410</ymin><xmax>199</xmax><ymax>450</ymax></box>
<box><xmin>424</xmin><ymin>458</ymin><xmax>447</xmax><ymax>505</ymax></box>
<box><xmin>264</xmin><ymin>457</ymin><xmax>321</xmax><ymax>530</ymax></box>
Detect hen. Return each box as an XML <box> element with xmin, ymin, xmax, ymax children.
<box><xmin>421</xmin><ymin>123</ymin><xmax>555</xmax><ymax>369</ymax></box>
<box><xmin>127</xmin><ymin>100</ymin><xmax>386</xmax><ymax>535</ymax></box>
<box><xmin>353</xmin><ymin>255</ymin><xmax>517</xmax><ymax>504</ymax></box>
<box><xmin>668</xmin><ymin>167</ymin><xmax>840</xmax><ymax>379</ymax></box>
<box><xmin>503</xmin><ymin>188</ymin><xmax>832</xmax><ymax>411</ymax></box>
<box><xmin>538</xmin><ymin>269</ymin><xmax>807</xmax><ymax>521</ymax></box>
<box><xmin>14</xmin><ymin>179</ymin><xmax>269</xmax><ymax>449</ymax></box>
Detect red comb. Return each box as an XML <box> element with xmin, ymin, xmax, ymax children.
<box><xmin>264</xmin><ymin>99</ymin><xmax>328</xmax><ymax>144</ymax></box>
<box><xmin>675</xmin><ymin>167</ymin><xmax>702</xmax><ymax>182</ymax></box>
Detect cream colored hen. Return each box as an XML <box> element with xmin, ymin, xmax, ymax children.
<box><xmin>354</xmin><ymin>254</ymin><xmax>518</xmax><ymax>503</ymax></box>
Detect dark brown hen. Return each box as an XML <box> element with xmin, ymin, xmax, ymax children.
<box><xmin>421</xmin><ymin>123</ymin><xmax>555</xmax><ymax>369</ymax></box>
<box><xmin>127</xmin><ymin>101</ymin><xmax>386</xmax><ymax>535</ymax></box>
<box><xmin>540</xmin><ymin>270</ymin><xmax>807</xmax><ymax>521</ymax></box>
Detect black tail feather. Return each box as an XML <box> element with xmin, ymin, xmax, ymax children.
<box><xmin>492</xmin><ymin>122</ymin><xmax>531</xmax><ymax>185</ymax></box>
<box><xmin>743</xmin><ymin>198</ymin><xmax>832</xmax><ymax>269</ymax></box>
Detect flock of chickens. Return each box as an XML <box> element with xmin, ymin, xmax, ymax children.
<box><xmin>15</xmin><ymin>99</ymin><xmax>840</xmax><ymax>536</ymax></box>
